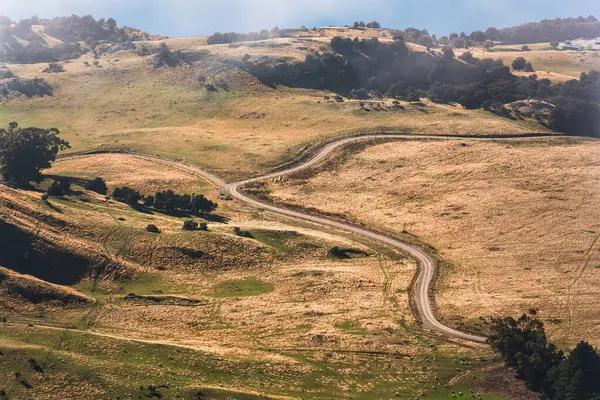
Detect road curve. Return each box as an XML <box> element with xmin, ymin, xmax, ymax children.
<box><xmin>60</xmin><ymin>133</ymin><xmax>564</xmax><ymax>343</ymax></box>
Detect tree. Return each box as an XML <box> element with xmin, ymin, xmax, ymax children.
<box><xmin>146</xmin><ymin>224</ymin><xmax>160</xmax><ymax>234</ymax></box>
<box><xmin>85</xmin><ymin>177</ymin><xmax>107</xmax><ymax>195</ymax></box>
<box><xmin>112</xmin><ymin>186</ymin><xmax>142</xmax><ymax>206</ymax></box>
<box><xmin>512</xmin><ymin>57</ymin><xmax>528</xmax><ymax>70</ymax></box>
<box><xmin>524</xmin><ymin>61</ymin><xmax>535</xmax><ymax>72</ymax></box>
<box><xmin>470</xmin><ymin>31</ymin><xmax>487</xmax><ymax>43</ymax></box>
<box><xmin>522</xmin><ymin>45</ymin><xmax>531</xmax><ymax>51</ymax></box>
<box><xmin>550</xmin><ymin>41</ymin><xmax>560</xmax><ymax>48</ymax></box>
<box><xmin>442</xmin><ymin>46</ymin><xmax>455</xmax><ymax>60</ymax></box>
<box><xmin>458</xmin><ymin>51</ymin><xmax>477</xmax><ymax>65</ymax></box>
<box><xmin>0</xmin><ymin>123</ymin><xmax>70</xmax><ymax>185</ymax></box>
<box><xmin>190</xmin><ymin>194</ymin><xmax>218</xmax><ymax>215</ymax></box>
<box><xmin>182</xmin><ymin>220</ymin><xmax>198</xmax><ymax>231</ymax></box>
<box><xmin>550</xmin><ymin>341</ymin><xmax>600</xmax><ymax>400</ymax></box>
<box><xmin>366</xmin><ymin>21</ymin><xmax>381</xmax><ymax>29</ymax></box>
<box><xmin>488</xmin><ymin>314</ymin><xmax>564</xmax><ymax>396</ymax></box>
<box><xmin>47</xmin><ymin>178</ymin><xmax>70</xmax><ymax>196</ymax></box>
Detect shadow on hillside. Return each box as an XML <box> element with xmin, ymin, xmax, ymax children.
<box><xmin>0</xmin><ymin>220</ymin><xmax>89</xmax><ymax>285</ymax></box>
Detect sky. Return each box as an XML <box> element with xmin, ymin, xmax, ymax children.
<box><xmin>2</xmin><ymin>0</ymin><xmax>600</xmax><ymax>38</ymax></box>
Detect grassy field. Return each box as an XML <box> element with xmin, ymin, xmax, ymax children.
<box><xmin>0</xmin><ymin>150</ymin><xmax>538</xmax><ymax>399</ymax></box>
<box><xmin>1</xmin><ymin>27</ymin><xmax>586</xmax><ymax>398</ymax></box>
<box><xmin>264</xmin><ymin>136</ymin><xmax>600</xmax><ymax>348</ymax></box>
<box><xmin>457</xmin><ymin>47</ymin><xmax>600</xmax><ymax>82</ymax></box>
<box><xmin>1</xmin><ymin>32</ymin><xmax>548</xmax><ymax>181</ymax></box>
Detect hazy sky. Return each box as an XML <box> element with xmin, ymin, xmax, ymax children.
<box><xmin>2</xmin><ymin>0</ymin><xmax>600</xmax><ymax>37</ymax></box>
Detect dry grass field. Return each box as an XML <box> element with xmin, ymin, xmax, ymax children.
<box><xmin>0</xmin><ymin>154</ymin><xmax>525</xmax><ymax>399</ymax></box>
<box><xmin>2</xmin><ymin>25</ymin><xmax>596</xmax><ymax>399</ymax></box>
<box><xmin>1</xmin><ymin>29</ymin><xmax>546</xmax><ymax>180</ymax></box>
<box><xmin>263</xmin><ymin>137</ymin><xmax>600</xmax><ymax>347</ymax></box>
<box><xmin>456</xmin><ymin>47</ymin><xmax>600</xmax><ymax>82</ymax></box>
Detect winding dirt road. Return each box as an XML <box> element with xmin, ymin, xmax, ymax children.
<box><xmin>60</xmin><ymin>133</ymin><xmax>562</xmax><ymax>343</ymax></box>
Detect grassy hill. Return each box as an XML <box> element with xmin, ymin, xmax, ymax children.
<box><xmin>0</xmin><ymin>153</ymin><xmax>536</xmax><ymax>399</ymax></box>
<box><xmin>1</xmin><ymin>15</ymin><xmax>598</xmax><ymax>399</ymax></box>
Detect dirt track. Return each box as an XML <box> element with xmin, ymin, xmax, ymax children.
<box><xmin>59</xmin><ymin>133</ymin><xmax>567</xmax><ymax>343</ymax></box>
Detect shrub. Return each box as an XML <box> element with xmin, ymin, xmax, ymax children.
<box><xmin>146</xmin><ymin>224</ymin><xmax>160</xmax><ymax>233</ymax></box>
<box><xmin>521</xmin><ymin>45</ymin><xmax>531</xmax><ymax>51</ymax></box>
<box><xmin>46</xmin><ymin>178</ymin><xmax>70</xmax><ymax>196</ymax></box>
<box><xmin>512</xmin><ymin>56</ymin><xmax>528</xmax><ymax>70</ymax></box>
<box><xmin>233</xmin><ymin>227</ymin><xmax>253</xmax><ymax>238</ymax></box>
<box><xmin>41</xmin><ymin>193</ymin><xmax>49</xmax><ymax>201</ymax></box>
<box><xmin>42</xmin><ymin>62</ymin><xmax>65</xmax><ymax>73</ymax></box>
<box><xmin>182</xmin><ymin>220</ymin><xmax>198</xmax><ymax>231</ymax></box>
<box><xmin>550</xmin><ymin>41</ymin><xmax>559</xmax><ymax>48</ymax></box>
<box><xmin>524</xmin><ymin>61</ymin><xmax>535</xmax><ymax>72</ymax></box>
<box><xmin>112</xmin><ymin>186</ymin><xmax>142</xmax><ymax>206</ymax></box>
<box><xmin>199</xmin><ymin>223</ymin><xmax>208</xmax><ymax>231</ymax></box>
<box><xmin>84</xmin><ymin>177</ymin><xmax>107</xmax><ymax>195</ymax></box>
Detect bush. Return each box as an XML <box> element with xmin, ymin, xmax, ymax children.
<box><xmin>182</xmin><ymin>220</ymin><xmax>198</xmax><ymax>231</ymax></box>
<box><xmin>550</xmin><ymin>41</ymin><xmax>559</xmax><ymax>48</ymax></box>
<box><xmin>512</xmin><ymin>56</ymin><xmax>528</xmax><ymax>70</ymax></box>
<box><xmin>42</xmin><ymin>62</ymin><xmax>65</xmax><ymax>73</ymax></box>
<box><xmin>524</xmin><ymin>61</ymin><xmax>535</xmax><ymax>72</ymax></box>
<box><xmin>84</xmin><ymin>177</ymin><xmax>107</xmax><ymax>195</ymax></box>
<box><xmin>146</xmin><ymin>224</ymin><xmax>160</xmax><ymax>233</ymax></box>
<box><xmin>233</xmin><ymin>227</ymin><xmax>253</xmax><ymax>238</ymax></box>
<box><xmin>489</xmin><ymin>314</ymin><xmax>600</xmax><ymax>399</ymax></box>
<box><xmin>47</xmin><ymin>178</ymin><xmax>70</xmax><ymax>196</ymax></box>
<box><xmin>112</xmin><ymin>186</ymin><xmax>142</xmax><ymax>206</ymax></box>
<box><xmin>521</xmin><ymin>45</ymin><xmax>531</xmax><ymax>51</ymax></box>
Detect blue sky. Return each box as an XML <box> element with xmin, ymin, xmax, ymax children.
<box><xmin>3</xmin><ymin>0</ymin><xmax>600</xmax><ymax>38</ymax></box>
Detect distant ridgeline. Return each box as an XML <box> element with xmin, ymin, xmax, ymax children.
<box><xmin>389</xmin><ymin>16</ymin><xmax>600</xmax><ymax>49</ymax></box>
<box><xmin>242</xmin><ymin>36</ymin><xmax>600</xmax><ymax>137</ymax></box>
<box><xmin>0</xmin><ymin>14</ymin><xmax>160</xmax><ymax>63</ymax></box>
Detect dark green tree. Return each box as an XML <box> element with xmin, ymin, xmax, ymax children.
<box><xmin>550</xmin><ymin>341</ymin><xmax>600</xmax><ymax>400</ymax></box>
<box><xmin>190</xmin><ymin>194</ymin><xmax>218</xmax><ymax>215</ymax></box>
<box><xmin>0</xmin><ymin>123</ymin><xmax>70</xmax><ymax>185</ymax></box>
<box><xmin>47</xmin><ymin>178</ymin><xmax>70</xmax><ymax>196</ymax></box>
<box><xmin>112</xmin><ymin>186</ymin><xmax>142</xmax><ymax>206</ymax></box>
<box><xmin>488</xmin><ymin>314</ymin><xmax>563</xmax><ymax>395</ymax></box>
<box><xmin>85</xmin><ymin>177</ymin><xmax>107</xmax><ymax>195</ymax></box>
<box><xmin>512</xmin><ymin>56</ymin><xmax>528</xmax><ymax>70</ymax></box>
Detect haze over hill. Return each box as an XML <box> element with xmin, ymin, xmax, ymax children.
<box><xmin>0</xmin><ymin>5</ymin><xmax>599</xmax><ymax>400</ymax></box>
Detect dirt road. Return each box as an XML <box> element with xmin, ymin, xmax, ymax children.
<box><xmin>59</xmin><ymin>133</ymin><xmax>562</xmax><ymax>342</ymax></box>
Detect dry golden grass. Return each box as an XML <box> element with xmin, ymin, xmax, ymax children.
<box><xmin>2</xmin><ymin>33</ymin><xmax>546</xmax><ymax>179</ymax></box>
<box><xmin>265</xmin><ymin>137</ymin><xmax>600</xmax><ymax>346</ymax></box>
<box><xmin>49</xmin><ymin>154</ymin><xmax>210</xmax><ymax>195</ymax></box>
<box><xmin>457</xmin><ymin>47</ymin><xmax>600</xmax><ymax>81</ymax></box>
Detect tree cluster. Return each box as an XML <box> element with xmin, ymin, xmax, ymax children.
<box><xmin>47</xmin><ymin>178</ymin><xmax>71</xmax><ymax>196</ymax></box>
<box><xmin>112</xmin><ymin>187</ymin><xmax>218</xmax><ymax>215</ymax></box>
<box><xmin>206</xmin><ymin>27</ymin><xmax>280</xmax><ymax>45</ymax></box>
<box><xmin>0</xmin><ymin>14</ymin><xmax>155</xmax><ymax>63</ymax></box>
<box><xmin>152</xmin><ymin>42</ymin><xmax>186</xmax><ymax>68</ymax></box>
<box><xmin>42</xmin><ymin>62</ymin><xmax>65</xmax><ymax>73</ymax></box>
<box><xmin>352</xmin><ymin>21</ymin><xmax>381</xmax><ymax>29</ymax></box>
<box><xmin>0</xmin><ymin>123</ymin><xmax>70</xmax><ymax>185</ymax></box>
<box><xmin>85</xmin><ymin>177</ymin><xmax>108</xmax><ymax>195</ymax></box>
<box><xmin>0</xmin><ymin>77</ymin><xmax>53</xmax><ymax>99</ymax></box>
<box><xmin>245</xmin><ymin>36</ymin><xmax>600</xmax><ymax>137</ymax></box>
<box><xmin>489</xmin><ymin>314</ymin><xmax>600</xmax><ymax>399</ymax></box>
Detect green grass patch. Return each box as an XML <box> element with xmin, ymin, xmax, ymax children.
<box><xmin>335</xmin><ymin>320</ymin><xmax>368</xmax><ymax>335</ymax></box>
<box><xmin>209</xmin><ymin>278</ymin><xmax>273</xmax><ymax>298</ymax></box>
<box><xmin>250</xmin><ymin>230</ymin><xmax>299</xmax><ymax>253</ymax></box>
